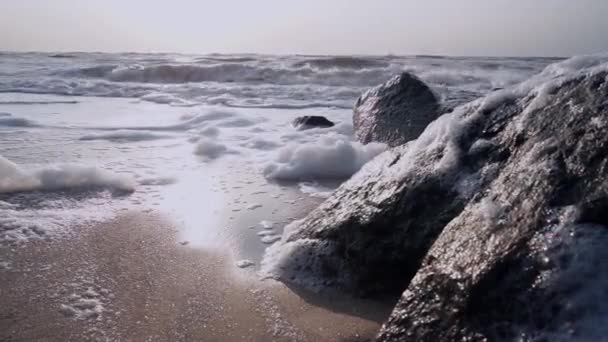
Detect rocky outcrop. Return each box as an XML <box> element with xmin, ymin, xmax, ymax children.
<box><xmin>353</xmin><ymin>72</ymin><xmax>440</xmax><ymax>147</ymax></box>
<box><xmin>292</xmin><ymin>115</ymin><xmax>335</xmax><ymax>129</ymax></box>
<box><xmin>263</xmin><ymin>57</ymin><xmax>608</xmax><ymax>341</ymax></box>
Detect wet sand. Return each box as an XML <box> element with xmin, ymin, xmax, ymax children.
<box><xmin>0</xmin><ymin>212</ymin><xmax>392</xmax><ymax>342</ymax></box>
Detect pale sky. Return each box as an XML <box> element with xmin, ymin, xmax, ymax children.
<box><xmin>1</xmin><ymin>0</ymin><xmax>607</xmax><ymax>56</ymax></box>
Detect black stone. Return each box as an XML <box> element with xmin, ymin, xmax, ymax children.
<box><xmin>292</xmin><ymin>116</ymin><xmax>335</xmax><ymax>129</ymax></box>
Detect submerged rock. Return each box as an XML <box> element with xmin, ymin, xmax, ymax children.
<box><xmin>263</xmin><ymin>56</ymin><xmax>608</xmax><ymax>340</ymax></box>
<box><xmin>353</xmin><ymin>72</ymin><xmax>440</xmax><ymax>147</ymax></box>
<box><xmin>292</xmin><ymin>116</ymin><xmax>335</xmax><ymax>129</ymax></box>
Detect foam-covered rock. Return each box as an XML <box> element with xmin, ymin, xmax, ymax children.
<box><xmin>263</xmin><ymin>56</ymin><xmax>608</xmax><ymax>340</ymax></box>
<box><xmin>353</xmin><ymin>72</ymin><xmax>440</xmax><ymax>147</ymax></box>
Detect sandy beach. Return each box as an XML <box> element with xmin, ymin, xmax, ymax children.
<box><xmin>0</xmin><ymin>212</ymin><xmax>392</xmax><ymax>342</ymax></box>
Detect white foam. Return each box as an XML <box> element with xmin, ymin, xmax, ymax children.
<box><xmin>194</xmin><ymin>139</ymin><xmax>229</xmax><ymax>160</ymax></box>
<box><xmin>59</xmin><ymin>286</ymin><xmax>108</xmax><ymax>320</ymax></box>
<box><xmin>263</xmin><ymin>136</ymin><xmax>386</xmax><ymax>181</ymax></box>
<box><xmin>0</xmin><ymin>155</ymin><xmax>136</xmax><ymax>194</ymax></box>
<box><xmin>298</xmin><ymin>182</ymin><xmax>334</xmax><ymax>199</ymax></box>
<box><xmin>261</xmin><ymin>235</ymin><xmax>282</xmax><ymax>244</ymax></box>
<box><xmin>261</xmin><ymin>235</ymin><xmax>340</xmax><ymax>292</ymax></box>
<box><xmin>260</xmin><ymin>220</ymin><xmax>274</xmax><ymax>229</ymax></box>
<box><xmin>236</xmin><ymin>259</ymin><xmax>255</xmax><ymax>268</ymax></box>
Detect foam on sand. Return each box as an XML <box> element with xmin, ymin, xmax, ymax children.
<box><xmin>0</xmin><ymin>155</ymin><xmax>136</xmax><ymax>194</ymax></box>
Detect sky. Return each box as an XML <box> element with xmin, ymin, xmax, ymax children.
<box><xmin>1</xmin><ymin>0</ymin><xmax>607</xmax><ymax>57</ymax></box>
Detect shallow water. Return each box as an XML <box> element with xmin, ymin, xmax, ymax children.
<box><xmin>0</xmin><ymin>53</ymin><xmax>563</xmax><ymax>277</ymax></box>
<box><xmin>0</xmin><ymin>94</ymin><xmax>346</xmax><ymax>256</ymax></box>
<box><xmin>0</xmin><ymin>52</ymin><xmax>560</xmax><ymax>281</ymax></box>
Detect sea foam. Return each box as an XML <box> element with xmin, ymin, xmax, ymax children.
<box><xmin>0</xmin><ymin>155</ymin><xmax>135</xmax><ymax>194</ymax></box>
<box><xmin>263</xmin><ymin>137</ymin><xmax>386</xmax><ymax>181</ymax></box>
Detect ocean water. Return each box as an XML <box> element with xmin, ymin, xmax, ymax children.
<box><xmin>0</xmin><ymin>52</ymin><xmax>559</xmax><ymax>254</ymax></box>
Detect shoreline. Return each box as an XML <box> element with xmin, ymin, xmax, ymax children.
<box><xmin>0</xmin><ymin>211</ymin><xmax>392</xmax><ymax>341</ymax></box>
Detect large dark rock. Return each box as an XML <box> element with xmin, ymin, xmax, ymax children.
<box><xmin>263</xmin><ymin>60</ymin><xmax>608</xmax><ymax>340</ymax></box>
<box><xmin>292</xmin><ymin>115</ymin><xmax>335</xmax><ymax>130</ymax></box>
<box><xmin>353</xmin><ymin>72</ymin><xmax>440</xmax><ymax>147</ymax></box>
<box><xmin>376</xmin><ymin>70</ymin><xmax>608</xmax><ymax>342</ymax></box>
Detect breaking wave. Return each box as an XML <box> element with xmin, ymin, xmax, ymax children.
<box><xmin>293</xmin><ymin>56</ymin><xmax>389</xmax><ymax>69</ymax></box>
<box><xmin>64</xmin><ymin>63</ymin><xmax>393</xmax><ymax>87</ymax></box>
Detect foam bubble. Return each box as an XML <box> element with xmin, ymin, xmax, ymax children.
<box><xmin>263</xmin><ymin>137</ymin><xmax>386</xmax><ymax>181</ymax></box>
<box><xmin>0</xmin><ymin>155</ymin><xmax>135</xmax><ymax>194</ymax></box>
<box><xmin>260</xmin><ymin>220</ymin><xmax>274</xmax><ymax>229</ymax></box>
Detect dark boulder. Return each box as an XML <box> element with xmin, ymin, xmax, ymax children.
<box><xmin>353</xmin><ymin>72</ymin><xmax>440</xmax><ymax>147</ymax></box>
<box><xmin>263</xmin><ymin>60</ymin><xmax>608</xmax><ymax>341</ymax></box>
<box><xmin>292</xmin><ymin>116</ymin><xmax>335</xmax><ymax>130</ymax></box>
<box><xmin>376</xmin><ymin>69</ymin><xmax>608</xmax><ymax>342</ymax></box>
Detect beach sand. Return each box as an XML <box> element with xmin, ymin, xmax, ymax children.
<box><xmin>0</xmin><ymin>212</ymin><xmax>392</xmax><ymax>342</ymax></box>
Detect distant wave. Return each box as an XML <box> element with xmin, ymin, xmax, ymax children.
<box><xmin>221</xmin><ymin>101</ymin><xmax>353</xmax><ymax>110</ymax></box>
<box><xmin>0</xmin><ymin>100</ymin><xmax>79</xmax><ymax>105</ymax></box>
<box><xmin>49</xmin><ymin>54</ymin><xmax>75</xmax><ymax>59</ymax></box>
<box><xmin>0</xmin><ymin>53</ymin><xmax>561</xmax><ymax>109</ymax></box>
<box><xmin>60</xmin><ymin>65</ymin><xmax>117</xmax><ymax>78</ymax></box>
<box><xmin>79</xmin><ymin>130</ymin><xmax>172</xmax><ymax>142</ymax></box>
<box><xmin>293</xmin><ymin>56</ymin><xmax>389</xmax><ymax>69</ymax></box>
<box><xmin>195</xmin><ymin>56</ymin><xmax>259</xmax><ymax>63</ymax></box>
<box><xmin>63</xmin><ymin>63</ymin><xmax>392</xmax><ymax>87</ymax></box>
<box><xmin>0</xmin><ymin>117</ymin><xmax>40</xmax><ymax>128</ymax></box>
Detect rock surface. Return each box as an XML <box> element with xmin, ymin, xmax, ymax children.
<box><xmin>263</xmin><ymin>57</ymin><xmax>608</xmax><ymax>341</ymax></box>
<box><xmin>353</xmin><ymin>72</ymin><xmax>440</xmax><ymax>147</ymax></box>
<box><xmin>292</xmin><ymin>115</ymin><xmax>335</xmax><ymax>129</ymax></box>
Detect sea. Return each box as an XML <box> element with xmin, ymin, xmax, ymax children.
<box><xmin>0</xmin><ymin>52</ymin><xmax>560</xmax><ymax>257</ymax></box>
